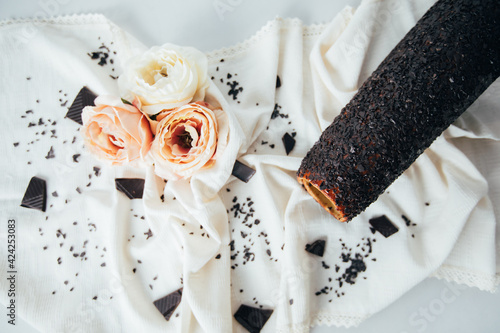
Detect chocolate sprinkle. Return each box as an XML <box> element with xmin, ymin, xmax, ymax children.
<box><xmin>45</xmin><ymin>146</ymin><xmax>55</xmax><ymax>159</ymax></box>
<box><xmin>282</xmin><ymin>132</ymin><xmax>296</xmax><ymax>155</ymax></box>
<box><xmin>305</xmin><ymin>239</ymin><xmax>326</xmax><ymax>257</ymax></box>
<box><xmin>276</xmin><ymin>75</ymin><xmax>281</xmax><ymax>88</ymax></box>
<box><xmin>232</xmin><ymin>160</ymin><xmax>256</xmax><ymax>183</ymax></box>
<box><xmin>369</xmin><ymin>215</ymin><xmax>398</xmax><ymax>238</ymax></box>
<box><xmin>153</xmin><ymin>288</ymin><xmax>183</xmax><ymax>321</ymax></box>
<box><xmin>234</xmin><ymin>304</ymin><xmax>273</xmax><ymax>333</ymax></box>
<box><xmin>20</xmin><ymin>176</ymin><xmax>47</xmax><ymax>212</ymax></box>
<box><xmin>65</xmin><ymin>87</ymin><xmax>97</xmax><ymax>125</ymax></box>
<box><xmin>115</xmin><ymin>178</ymin><xmax>145</xmax><ymax>199</ymax></box>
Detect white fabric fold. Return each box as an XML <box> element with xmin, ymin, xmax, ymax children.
<box><xmin>0</xmin><ymin>1</ymin><xmax>499</xmax><ymax>332</ymax></box>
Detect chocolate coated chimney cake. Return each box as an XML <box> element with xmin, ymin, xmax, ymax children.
<box><xmin>297</xmin><ymin>0</ymin><xmax>500</xmax><ymax>222</ymax></box>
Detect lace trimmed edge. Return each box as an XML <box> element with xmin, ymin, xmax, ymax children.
<box><xmin>0</xmin><ymin>13</ymin><xmax>109</xmax><ymax>28</ymax></box>
<box><xmin>0</xmin><ymin>13</ymin><xmax>329</xmax><ymax>61</ymax></box>
<box><xmin>431</xmin><ymin>264</ymin><xmax>499</xmax><ymax>292</ymax></box>
<box><xmin>206</xmin><ymin>17</ymin><xmax>327</xmax><ymax>60</ymax></box>
<box><xmin>275</xmin><ymin>313</ymin><xmax>368</xmax><ymax>333</ymax></box>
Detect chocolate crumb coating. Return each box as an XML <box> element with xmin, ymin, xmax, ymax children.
<box><xmin>297</xmin><ymin>0</ymin><xmax>500</xmax><ymax>222</ymax></box>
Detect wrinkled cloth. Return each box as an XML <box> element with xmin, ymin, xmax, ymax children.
<box><xmin>0</xmin><ymin>0</ymin><xmax>499</xmax><ymax>332</ymax></box>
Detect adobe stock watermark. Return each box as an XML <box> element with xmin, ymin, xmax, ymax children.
<box><xmin>401</xmin><ymin>280</ymin><xmax>468</xmax><ymax>333</ymax></box>
<box><xmin>338</xmin><ymin>0</ymin><xmax>401</xmax><ymax>59</ymax></box>
<box><xmin>257</xmin><ymin>229</ymin><xmax>332</xmax><ymax>309</ymax></box>
<box><xmin>213</xmin><ymin>0</ymin><xmax>246</xmax><ymax>21</ymax></box>
<box><xmin>12</xmin><ymin>0</ymin><xmax>73</xmax><ymax>49</ymax></box>
<box><xmin>61</xmin><ymin>266</ymin><xmax>137</xmax><ymax>333</ymax></box>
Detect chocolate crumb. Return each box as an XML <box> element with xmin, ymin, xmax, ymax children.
<box><xmin>45</xmin><ymin>146</ymin><xmax>55</xmax><ymax>159</ymax></box>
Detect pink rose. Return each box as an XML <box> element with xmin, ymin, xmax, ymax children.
<box><xmin>81</xmin><ymin>95</ymin><xmax>153</xmax><ymax>165</ymax></box>
<box><xmin>151</xmin><ymin>101</ymin><xmax>219</xmax><ymax>180</ymax></box>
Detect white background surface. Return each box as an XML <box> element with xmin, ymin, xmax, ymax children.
<box><xmin>1</xmin><ymin>0</ymin><xmax>499</xmax><ymax>332</ymax></box>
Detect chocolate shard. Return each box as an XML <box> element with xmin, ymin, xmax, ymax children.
<box><xmin>65</xmin><ymin>86</ymin><xmax>97</xmax><ymax>125</ymax></box>
<box><xmin>305</xmin><ymin>239</ymin><xmax>326</xmax><ymax>257</ymax></box>
<box><xmin>282</xmin><ymin>132</ymin><xmax>296</xmax><ymax>155</ymax></box>
<box><xmin>232</xmin><ymin>160</ymin><xmax>256</xmax><ymax>183</ymax></box>
<box><xmin>20</xmin><ymin>176</ymin><xmax>47</xmax><ymax>212</ymax></box>
<box><xmin>153</xmin><ymin>288</ymin><xmax>182</xmax><ymax>321</ymax></box>
<box><xmin>369</xmin><ymin>215</ymin><xmax>398</xmax><ymax>238</ymax></box>
<box><xmin>234</xmin><ymin>304</ymin><xmax>273</xmax><ymax>333</ymax></box>
<box><xmin>276</xmin><ymin>75</ymin><xmax>281</xmax><ymax>88</ymax></box>
<box><xmin>115</xmin><ymin>178</ymin><xmax>145</xmax><ymax>199</ymax></box>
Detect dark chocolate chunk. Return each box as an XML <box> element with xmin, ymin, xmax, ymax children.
<box><xmin>276</xmin><ymin>75</ymin><xmax>281</xmax><ymax>88</ymax></box>
<box><xmin>144</xmin><ymin>229</ymin><xmax>153</xmax><ymax>239</ymax></box>
<box><xmin>369</xmin><ymin>215</ymin><xmax>398</xmax><ymax>238</ymax></box>
<box><xmin>153</xmin><ymin>288</ymin><xmax>183</xmax><ymax>321</ymax></box>
<box><xmin>305</xmin><ymin>239</ymin><xmax>326</xmax><ymax>257</ymax></box>
<box><xmin>73</xmin><ymin>154</ymin><xmax>81</xmax><ymax>163</ymax></box>
<box><xmin>20</xmin><ymin>176</ymin><xmax>47</xmax><ymax>212</ymax></box>
<box><xmin>65</xmin><ymin>87</ymin><xmax>97</xmax><ymax>125</ymax></box>
<box><xmin>282</xmin><ymin>132</ymin><xmax>296</xmax><ymax>155</ymax></box>
<box><xmin>115</xmin><ymin>178</ymin><xmax>145</xmax><ymax>199</ymax></box>
<box><xmin>234</xmin><ymin>304</ymin><xmax>273</xmax><ymax>333</ymax></box>
<box><xmin>232</xmin><ymin>160</ymin><xmax>256</xmax><ymax>183</ymax></box>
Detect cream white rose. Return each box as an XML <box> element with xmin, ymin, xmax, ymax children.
<box><xmin>118</xmin><ymin>43</ymin><xmax>209</xmax><ymax>115</ymax></box>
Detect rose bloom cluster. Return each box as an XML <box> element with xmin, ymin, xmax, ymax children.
<box><xmin>80</xmin><ymin>44</ymin><xmax>220</xmax><ymax>180</ymax></box>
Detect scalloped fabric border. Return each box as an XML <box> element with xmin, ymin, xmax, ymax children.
<box><xmin>431</xmin><ymin>265</ymin><xmax>499</xmax><ymax>293</ymax></box>
<box><xmin>0</xmin><ymin>13</ymin><xmax>109</xmax><ymax>27</ymax></box>
<box><xmin>0</xmin><ymin>13</ymin><xmax>329</xmax><ymax>62</ymax></box>
<box><xmin>206</xmin><ymin>16</ymin><xmax>328</xmax><ymax>60</ymax></box>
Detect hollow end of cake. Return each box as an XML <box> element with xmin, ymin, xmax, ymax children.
<box><xmin>298</xmin><ymin>176</ymin><xmax>347</xmax><ymax>222</ymax></box>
